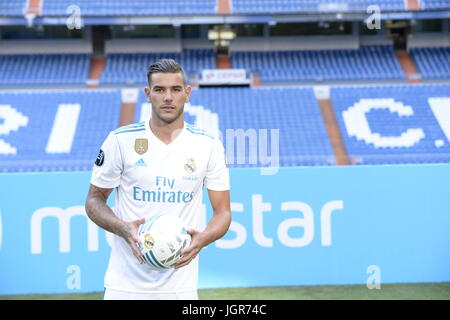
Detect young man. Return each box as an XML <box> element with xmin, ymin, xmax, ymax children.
<box><xmin>85</xmin><ymin>59</ymin><xmax>231</xmax><ymax>300</ymax></box>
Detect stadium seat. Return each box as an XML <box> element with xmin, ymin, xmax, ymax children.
<box><xmin>0</xmin><ymin>90</ymin><xmax>121</xmax><ymax>172</ymax></box>
<box><xmin>231</xmin><ymin>46</ymin><xmax>405</xmax><ymax>83</ymax></box>
<box><xmin>410</xmin><ymin>47</ymin><xmax>450</xmax><ymax>79</ymax></box>
<box><xmin>231</xmin><ymin>0</ymin><xmax>405</xmax><ymax>14</ymax></box>
<box><xmin>100</xmin><ymin>50</ymin><xmax>216</xmax><ymax>85</ymax></box>
<box><xmin>41</xmin><ymin>0</ymin><xmax>216</xmax><ymax>16</ymax></box>
<box><xmin>0</xmin><ymin>0</ymin><xmax>26</xmax><ymax>16</ymax></box>
<box><xmin>0</xmin><ymin>54</ymin><xmax>90</xmax><ymax>86</ymax></box>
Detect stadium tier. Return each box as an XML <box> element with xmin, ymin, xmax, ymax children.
<box><xmin>331</xmin><ymin>84</ymin><xmax>450</xmax><ymax>165</ymax></box>
<box><xmin>410</xmin><ymin>47</ymin><xmax>450</xmax><ymax>79</ymax></box>
<box><xmin>231</xmin><ymin>46</ymin><xmax>405</xmax><ymax>82</ymax></box>
<box><xmin>0</xmin><ymin>89</ymin><xmax>122</xmax><ymax>172</ymax></box>
<box><xmin>0</xmin><ymin>54</ymin><xmax>91</xmax><ymax>86</ymax></box>
<box><xmin>231</xmin><ymin>0</ymin><xmax>405</xmax><ymax>14</ymax></box>
<box><xmin>41</xmin><ymin>0</ymin><xmax>216</xmax><ymax>16</ymax></box>
<box><xmin>5</xmin><ymin>46</ymin><xmax>450</xmax><ymax>86</ymax></box>
<box><xmin>1</xmin><ymin>84</ymin><xmax>449</xmax><ymax>172</ymax></box>
<box><xmin>0</xmin><ymin>0</ymin><xmax>26</xmax><ymax>16</ymax></box>
<box><xmin>100</xmin><ymin>50</ymin><xmax>216</xmax><ymax>85</ymax></box>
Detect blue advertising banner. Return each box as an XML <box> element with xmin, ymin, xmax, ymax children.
<box><xmin>1</xmin><ymin>164</ymin><xmax>450</xmax><ymax>295</ymax></box>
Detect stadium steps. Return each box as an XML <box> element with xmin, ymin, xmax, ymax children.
<box><xmin>119</xmin><ymin>89</ymin><xmax>139</xmax><ymax>127</ymax></box>
<box><xmin>317</xmin><ymin>97</ymin><xmax>350</xmax><ymax>166</ymax></box>
<box><xmin>406</xmin><ymin>0</ymin><xmax>421</xmax><ymax>10</ymax></box>
<box><xmin>396</xmin><ymin>51</ymin><xmax>421</xmax><ymax>83</ymax></box>
<box><xmin>27</xmin><ymin>0</ymin><xmax>41</xmax><ymax>15</ymax></box>
<box><xmin>217</xmin><ymin>0</ymin><xmax>231</xmax><ymax>14</ymax></box>
<box><xmin>88</xmin><ymin>56</ymin><xmax>106</xmax><ymax>89</ymax></box>
<box><xmin>216</xmin><ymin>54</ymin><xmax>231</xmax><ymax>69</ymax></box>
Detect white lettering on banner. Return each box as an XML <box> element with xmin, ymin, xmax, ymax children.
<box><xmin>252</xmin><ymin>194</ymin><xmax>273</xmax><ymax>247</ymax></box>
<box><xmin>343</xmin><ymin>99</ymin><xmax>425</xmax><ymax>148</ymax></box>
<box><xmin>30</xmin><ymin>206</ymin><xmax>99</xmax><ymax>254</ymax></box>
<box><xmin>321</xmin><ymin>200</ymin><xmax>344</xmax><ymax>246</ymax></box>
<box><xmin>0</xmin><ymin>105</ymin><xmax>29</xmax><ymax>155</ymax></box>
<box><xmin>66</xmin><ymin>265</ymin><xmax>81</xmax><ymax>290</ymax></box>
<box><xmin>218</xmin><ymin>195</ymin><xmax>344</xmax><ymax>249</ymax></box>
<box><xmin>200</xmin><ymin>69</ymin><xmax>249</xmax><ymax>85</ymax></box>
<box><xmin>27</xmin><ymin>199</ymin><xmax>343</xmax><ymax>253</ymax></box>
<box><xmin>278</xmin><ymin>202</ymin><xmax>314</xmax><ymax>247</ymax></box>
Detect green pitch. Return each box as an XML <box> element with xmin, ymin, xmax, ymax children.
<box><xmin>1</xmin><ymin>282</ymin><xmax>449</xmax><ymax>300</ymax></box>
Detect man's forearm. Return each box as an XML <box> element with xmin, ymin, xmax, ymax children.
<box><xmin>85</xmin><ymin>197</ymin><xmax>126</xmax><ymax>236</ymax></box>
<box><xmin>199</xmin><ymin>209</ymin><xmax>231</xmax><ymax>247</ymax></box>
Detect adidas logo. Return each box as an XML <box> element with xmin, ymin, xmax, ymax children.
<box><xmin>134</xmin><ymin>158</ymin><xmax>147</xmax><ymax>167</ymax></box>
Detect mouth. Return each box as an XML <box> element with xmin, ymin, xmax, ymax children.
<box><xmin>161</xmin><ymin>105</ymin><xmax>176</xmax><ymax>111</ymax></box>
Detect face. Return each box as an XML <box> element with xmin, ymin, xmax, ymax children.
<box><xmin>145</xmin><ymin>72</ymin><xmax>191</xmax><ymax>125</ymax></box>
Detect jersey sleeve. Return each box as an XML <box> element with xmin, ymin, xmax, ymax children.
<box><xmin>90</xmin><ymin>131</ymin><xmax>122</xmax><ymax>189</ymax></box>
<box><xmin>204</xmin><ymin>137</ymin><xmax>230</xmax><ymax>191</ymax></box>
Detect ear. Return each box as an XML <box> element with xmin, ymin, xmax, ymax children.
<box><xmin>185</xmin><ymin>85</ymin><xmax>192</xmax><ymax>102</ymax></box>
<box><xmin>144</xmin><ymin>87</ymin><xmax>151</xmax><ymax>102</ymax></box>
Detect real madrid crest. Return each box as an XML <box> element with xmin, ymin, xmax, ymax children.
<box><xmin>184</xmin><ymin>158</ymin><xmax>196</xmax><ymax>174</ymax></box>
<box><xmin>143</xmin><ymin>233</ymin><xmax>155</xmax><ymax>250</ymax></box>
<box><xmin>134</xmin><ymin>138</ymin><xmax>148</xmax><ymax>155</ymax></box>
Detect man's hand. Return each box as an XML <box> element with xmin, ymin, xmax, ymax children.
<box><xmin>116</xmin><ymin>218</ymin><xmax>146</xmax><ymax>264</ymax></box>
<box><xmin>175</xmin><ymin>189</ymin><xmax>231</xmax><ymax>269</ymax></box>
<box><xmin>175</xmin><ymin>228</ymin><xmax>204</xmax><ymax>269</ymax></box>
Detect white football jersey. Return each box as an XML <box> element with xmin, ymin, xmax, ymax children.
<box><xmin>90</xmin><ymin>119</ymin><xmax>229</xmax><ymax>293</ymax></box>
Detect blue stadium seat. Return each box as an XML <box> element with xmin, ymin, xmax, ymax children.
<box><xmin>100</xmin><ymin>50</ymin><xmax>216</xmax><ymax>85</ymax></box>
<box><xmin>421</xmin><ymin>0</ymin><xmax>450</xmax><ymax>10</ymax></box>
<box><xmin>41</xmin><ymin>0</ymin><xmax>216</xmax><ymax>16</ymax></box>
<box><xmin>0</xmin><ymin>90</ymin><xmax>121</xmax><ymax>172</ymax></box>
<box><xmin>231</xmin><ymin>46</ymin><xmax>405</xmax><ymax>83</ymax></box>
<box><xmin>410</xmin><ymin>47</ymin><xmax>450</xmax><ymax>79</ymax></box>
<box><xmin>231</xmin><ymin>0</ymin><xmax>405</xmax><ymax>14</ymax></box>
<box><xmin>0</xmin><ymin>0</ymin><xmax>26</xmax><ymax>16</ymax></box>
<box><xmin>0</xmin><ymin>54</ymin><xmax>90</xmax><ymax>86</ymax></box>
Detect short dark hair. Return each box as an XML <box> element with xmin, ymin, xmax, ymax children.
<box><xmin>147</xmin><ymin>58</ymin><xmax>186</xmax><ymax>86</ymax></box>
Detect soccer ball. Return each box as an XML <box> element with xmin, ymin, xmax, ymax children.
<box><xmin>137</xmin><ymin>213</ymin><xmax>191</xmax><ymax>269</ymax></box>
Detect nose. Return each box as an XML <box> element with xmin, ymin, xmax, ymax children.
<box><xmin>163</xmin><ymin>91</ymin><xmax>173</xmax><ymax>103</ymax></box>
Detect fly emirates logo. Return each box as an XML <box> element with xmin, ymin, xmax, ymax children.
<box><xmin>133</xmin><ymin>176</ymin><xmax>194</xmax><ymax>204</ymax></box>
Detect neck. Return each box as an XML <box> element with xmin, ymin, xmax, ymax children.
<box><xmin>149</xmin><ymin>116</ymin><xmax>184</xmax><ymax>145</ymax></box>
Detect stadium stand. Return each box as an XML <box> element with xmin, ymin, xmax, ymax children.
<box><xmin>0</xmin><ymin>54</ymin><xmax>91</xmax><ymax>86</ymax></box>
<box><xmin>331</xmin><ymin>83</ymin><xmax>450</xmax><ymax>165</ymax></box>
<box><xmin>41</xmin><ymin>0</ymin><xmax>216</xmax><ymax>16</ymax></box>
<box><xmin>0</xmin><ymin>0</ymin><xmax>26</xmax><ymax>16</ymax></box>
<box><xmin>231</xmin><ymin>46</ymin><xmax>405</xmax><ymax>82</ymax></box>
<box><xmin>231</xmin><ymin>0</ymin><xmax>405</xmax><ymax>14</ymax></box>
<box><xmin>3</xmin><ymin>81</ymin><xmax>450</xmax><ymax>172</ymax></box>
<box><xmin>0</xmin><ymin>89</ymin><xmax>121</xmax><ymax>172</ymax></box>
<box><xmin>409</xmin><ymin>47</ymin><xmax>450</xmax><ymax>79</ymax></box>
<box><xmin>100</xmin><ymin>49</ymin><xmax>216</xmax><ymax>85</ymax></box>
